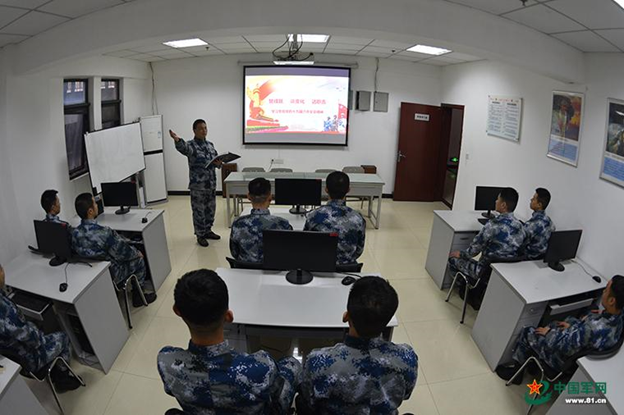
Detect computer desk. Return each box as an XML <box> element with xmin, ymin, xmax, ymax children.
<box><xmin>0</xmin><ymin>356</ymin><xmax>47</xmax><ymax>415</ymax></box>
<box><xmin>215</xmin><ymin>268</ymin><xmax>398</xmax><ymax>352</ymax></box>
<box><xmin>547</xmin><ymin>349</ymin><xmax>623</xmax><ymax>415</ymax></box>
<box><xmin>239</xmin><ymin>206</ymin><xmax>307</xmax><ymax>230</ymax></box>
<box><xmin>471</xmin><ymin>259</ymin><xmax>606</xmax><ymax>370</ymax></box>
<box><xmin>425</xmin><ymin>210</ymin><xmax>483</xmax><ymax>289</ymax></box>
<box><xmin>224</xmin><ymin>172</ymin><xmax>385</xmax><ymax>229</ymax></box>
<box><xmin>4</xmin><ymin>252</ymin><xmax>129</xmax><ymax>373</ymax></box>
<box><xmin>71</xmin><ymin>208</ymin><xmax>172</xmax><ymax>292</ymax></box>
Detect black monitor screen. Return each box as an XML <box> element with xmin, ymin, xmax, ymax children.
<box><xmin>475</xmin><ymin>186</ymin><xmax>504</xmax><ymax>211</ymax></box>
<box><xmin>34</xmin><ymin>220</ymin><xmax>72</xmax><ymax>260</ymax></box>
<box><xmin>101</xmin><ymin>182</ymin><xmax>138</xmax><ymax>207</ymax></box>
<box><xmin>544</xmin><ymin>230</ymin><xmax>582</xmax><ymax>266</ymax></box>
<box><xmin>263</xmin><ymin>230</ymin><xmax>337</xmax><ymax>273</ymax></box>
<box><xmin>274</xmin><ymin>178</ymin><xmax>322</xmax><ymax>206</ymax></box>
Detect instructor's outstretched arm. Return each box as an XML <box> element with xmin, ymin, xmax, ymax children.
<box><xmin>170</xmin><ymin>129</ymin><xmax>193</xmax><ymax>156</ymax></box>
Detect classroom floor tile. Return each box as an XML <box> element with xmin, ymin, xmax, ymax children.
<box><xmin>47</xmin><ymin>196</ymin><xmax>534</xmax><ymax>414</ymax></box>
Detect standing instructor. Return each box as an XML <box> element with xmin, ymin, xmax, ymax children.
<box><xmin>170</xmin><ymin>119</ymin><xmax>222</xmax><ymax>247</ymax></box>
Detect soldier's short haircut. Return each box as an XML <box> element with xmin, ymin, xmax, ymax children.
<box><xmin>347</xmin><ymin>276</ymin><xmax>398</xmax><ymax>338</ymax></box>
<box><xmin>499</xmin><ymin>187</ymin><xmax>519</xmax><ymax>212</ymax></box>
<box><xmin>75</xmin><ymin>193</ymin><xmax>95</xmax><ymax>219</ymax></box>
<box><xmin>610</xmin><ymin>275</ymin><xmax>624</xmax><ymax>310</ymax></box>
<box><xmin>41</xmin><ymin>189</ymin><xmax>58</xmax><ymax>213</ymax></box>
<box><xmin>535</xmin><ymin>188</ymin><xmax>551</xmax><ymax>210</ymax></box>
<box><xmin>327</xmin><ymin>171</ymin><xmax>350</xmax><ymax>200</ymax></box>
<box><xmin>174</xmin><ymin>269</ymin><xmax>229</xmax><ymax>329</ymax></box>
<box><xmin>192</xmin><ymin>119</ymin><xmax>206</xmax><ymax>130</ymax></box>
<box><xmin>248</xmin><ymin>178</ymin><xmax>271</xmax><ymax>204</ymax></box>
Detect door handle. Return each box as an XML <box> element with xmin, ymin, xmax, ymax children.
<box><xmin>397</xmin><ymin>150</ymin><xmax>407</xmax><ymax>163</ymax></box>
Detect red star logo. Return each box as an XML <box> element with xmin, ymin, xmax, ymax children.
<box><xmin>527</xmin><ymin>379</ymin><xmax>543</xmax><ymax>395</ymax></box>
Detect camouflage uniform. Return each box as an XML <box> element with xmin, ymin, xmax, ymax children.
<box><xmin>157</xmin><ymin>340</ymin><xmax>301</xmax><ymax>415</ymax></box>
<box><xmin>0</xmin><ymin>291</ymin><xmax>70</xmax><ymax>373</ymax></box>
<box><xmin>44</xmin><ymin>213</ymin><xmax>65</xmax><ymax>224</ymax></box>
<box><xmin>523</xmin><ymin>210</ymin><xmax>556</xmax><ymax>260</ymax></box>
<box><xmin>72</xmin><ymin>219</ymin><xmax>146</xmax><ymax>287</ymax></box>
<box><xmin>303</xmin><ymin>200</ymin><xmax>366</xmax><ymax>265</ymax></box>
<box><xmin>175</xmin><ymin>138</ymin><xmax>219</xmax><ymax>238</ymax></box>
<box><xmin>512</xmin><ymin>311</ymin><xmax>624</xmax><ymax>372</ymax></box>
<box><xmin>230</xmin><ymin>208</ymin><xmax>293</xmax><ymax>263</ymax></box>
<box><xmin>448</xmin><ymin>212</ymin><xmax>526</xmax><ymax>280</ymax></box>
<box><xmin>297</xmin><ymin>335</ymin><xmax>418</xmax><ymax>415</ymax></box>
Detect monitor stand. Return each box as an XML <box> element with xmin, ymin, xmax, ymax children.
<box><xmin>548</xmin><ymin>261</ymin><xmax>565</xmax><ymax>272</ymax></box>
<box><xmin>286</xmin><ymin>269</ymin><xmax>313</xmax><ymax>285</ymax></box>
<box><xmin>289</xmin><ymin>205</ymin><xmax>307</xmax><ymax>215</ymax></box>
<box><xmin>115</xmin><ymin>206</ymin><xmax>131</xmax><ymax>215</ymax></box>
<box><xmin>481</xmin><ymin>209</ymin><xmax>494</xmax><ymax>219</ymax></box>
<box><xmin>49</xmin><ymin>256</ymin><xmax>67</xmax><ymax>267</ymax></box>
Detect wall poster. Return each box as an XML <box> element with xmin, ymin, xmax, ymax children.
<box><xmin>600</xmin><ymin>98</ymin><xmax>624</xmax><ymax>188</ymax></box>
<box><xmin>547</xmin><ymin>91</ymin><xmax>584</xmax><ymax>167</ymax></box>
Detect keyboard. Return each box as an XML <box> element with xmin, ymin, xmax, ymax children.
<box><xmin>477</xmin><ymin>218</ymin><xmax>489</xmax><ymax>225</ymax></box>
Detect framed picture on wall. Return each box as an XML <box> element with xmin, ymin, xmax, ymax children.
<box><xmin>600</xmin><ymin>98</ymin><xmax>624</xmax><ymax>188</ymax></box>
<box><xmin>547</xmin><ymin>91</ymin><xmax>584</xmax><ymax>167</ymax></box>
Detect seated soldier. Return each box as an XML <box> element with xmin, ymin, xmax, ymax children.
<box><xmin>297</xmin><ymin>277</ymin><xmax>417</xmax><ymax>414</ymax></box>
<box><xmin>497</xmin><ymin>275</ymin><xmax>624</xmax><ymax>382</ymax></box>
<box><xmin>71</xmin><ymin>193</ymin><xmax>156</xmax><ymax>306</ymax></box>
<box><xmin>0</xmin><ymin>264</ymin><xmax>81</xmax><ymax>392</ymax></box>
<box><xmin>304</xmin><ymin>171</ymin><xmax>366</xmax><ymax>265</ymax></box>
<box><xmin>158</xmin><ymin>269</ymin><xmax>301</xmax><ymax>414</ymax></box>
<box><xmin>41</xmin><ymin>189</ymin><xmax>69</xmax><ymax>225</ymax></box>
<box><xmin>230</xmin><ymin>177</ymin><xmax>293</xmax><ymax>263</ymax></box>
<box><xmin>523</xmin><ymin>188</ymin><xmax>556</xmax><ymax>260</ymax></box>
<box><xmin>448</xmin><ymin>187</ymin><xmax>525</xmax><ymax>292</ymax></box>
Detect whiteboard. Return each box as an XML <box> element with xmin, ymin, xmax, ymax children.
<box><xmin>85</xmin><ymin>123</ymin><xmax>146</xmax><ymax>193</ymax></box>
<box><xmin>140</xmin><ymin>115</ymin><xmax>163</xmax><ymax>152</ymax></box>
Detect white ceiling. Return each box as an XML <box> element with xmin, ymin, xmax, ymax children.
<box><xmin>1</xmin><ymin>0</ymin><xmax>624</xmax><ymax>66</ymax></box>
<box><xmin>100</xmin><ymin>35</ymin><xmax>484</xmax><ymax>66</ymax></box>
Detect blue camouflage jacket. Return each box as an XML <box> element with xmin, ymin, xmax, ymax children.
<box><xmin>158</xmin><ymin>340</ymin><xmax>301</xmax><ymax>415</ymax></box>
<box><xmin>523</xmin><ymin>210</ymin><xmax>555</xmax><ymax>259</ymax></box>
<box><xmin>461</xmin><ymin>212</ymin><xmax>525</xmax><ymax>262</ymax></box>
<box><xmin>0</xmin><ymin>291</ymin><xmax>64</xmax><ymax>373</ymax></box>
<box><xmin>175</xmin><ymin>138</ymin><xmax>219</xmax><ymax>190</ymax></box>
<box><xmin>298</xmin><ymin>335</ymin><xmax>418</xmax><ymax>415</ymax></box>
<box><xmin>230</xmin><ymin>208</ymin><xmax>293</xmax><ymax>263</ymax></box>
<box><xmin>303</xmin><ymin>200</ymin><xmax>366</xmax><ymax>265</ymax></box>
<box><xmin>71</xmin><ymin>219</ymin><xmax>142</xmax><ymax>283</ymax></box>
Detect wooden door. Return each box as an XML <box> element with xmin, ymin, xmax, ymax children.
<box><xmin>393</xmin><ymin>103</ymin><xmax>442</xmax><ymax>201</ymax></box>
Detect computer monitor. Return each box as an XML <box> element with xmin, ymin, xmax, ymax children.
<box><xmin>263</xmin><ymin>230</ymin><xmax>338</xmax><ymax>285</ymax></box>
<box><xmin>475</xmin><ymin>186</ymin><xmax>505</xmax><ymax>219</ymax></box>
<box><xmin>543</xmin><ymin>230</ymin><xmax>582</xmax><ymax>272</ymax></box>
<box><xmin>101</xmin><ymin>182</ymin><xmax>139</xmax><ymax>215</ymax></box>
<box><xmin>33</xmin><ymin>220</ymin><xmax>73</xmax><ymax>267</ymax></box>
<box><xmin>274</xmin><ymin>178</ymin><xmax>322</xmax><ymax>214</ymax></box>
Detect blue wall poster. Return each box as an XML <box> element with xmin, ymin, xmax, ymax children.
<box><xmin>601</xmin><ymin>99</ymin><xmax>624</xmax><ymax>188</ymax></box>
<box><xmin>547</xmin><ymin>91</ymin><xmax>584</xmax><ymax>167</ymax></box>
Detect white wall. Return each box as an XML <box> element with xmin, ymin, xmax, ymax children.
<box><xmin>155</xmin><ymin>54</ymin><xmax>441</xmax><ymax>193</ymax></box>
<box><xmin>0</xmin><ymin>53</ymin><xmax>152</xmax><ymax>262</ymax></box>
<box><xmin>441</xmin><ymin>57</ymin><xmax>624</xmax><ymax>279</ymax></box>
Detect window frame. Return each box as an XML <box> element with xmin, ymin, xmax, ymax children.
<box><xmin>101</xmin><ymin>78</ymin><xmax>121</xmax><ymax>130</ymax></box>
<box><xmin>64</xmin><ymin>78</ymin><xmax>91</xmax><ymax>180</ymax></box>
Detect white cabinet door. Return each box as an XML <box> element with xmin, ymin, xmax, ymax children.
<box><xmin>144</xmin><ymin>153</ymin><xmax>167</xmax><ymax>203</ymax></box>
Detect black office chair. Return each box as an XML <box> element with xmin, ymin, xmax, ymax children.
<box><xmin>335</xmin><ymin>262</ymin><xmax>364</xmax><ymax>273</ymax></box>
<box><xmin>226</xmin><ymin>257</ymin><xmax>263</xmax><ymax>270</ymax></box>
<box><xmin>506</xmin><ymin>333</ymin><xmax>624</xmax><ymax>414</ymax></box>
<box><xmin>0</xmin><ymin>350</ymin><xmax>86</xmax><ymax>415</ymax></box>
<box><xmin>445</xmin><ymin>254</ymin><xmax>525</xmax><ymax>323</ymax></box>
<box><xmin>165</xmin><ymin>409</ymin><xmax>185</xmax><ymax>415</ymax></box>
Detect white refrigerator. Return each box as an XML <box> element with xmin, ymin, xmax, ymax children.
<box><xmin>140</xmin><ymin>115</ymin><xmax>167</xmax><ymax>204</ymax></box>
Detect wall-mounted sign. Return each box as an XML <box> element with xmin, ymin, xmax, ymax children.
<box><xmin>487</xmin><ymin>95</ymin><xmax>522</xmax><ymax>142</ymax></box>
<box><xmin>415</xmin><ymin>113</ymin><xmax>430</xmax><ymax>121</ymax></box>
